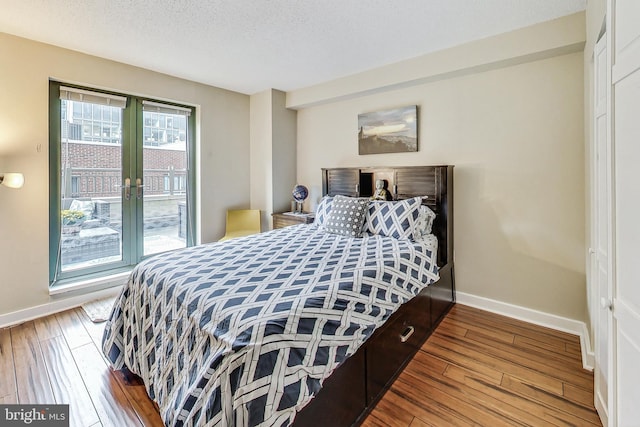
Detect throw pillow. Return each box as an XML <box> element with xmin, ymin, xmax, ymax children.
<box><xmin>323</xmin><ymin>195</ymin><xmax>368</xmax><ymax>237</ymax></box>
<box><xmin>413</xmin><ymin>205</ymin><xmax>437</xmax><ymax>240</ymax></box>
<box><xmin>364</xmin><ymin>197</ymin><xmax>422</xmax><ymax>240</ymax></box>
<box><xmin>314</xmin><ymin>196</ymin><xmax>333</xmax><ymax>227</ymax></box>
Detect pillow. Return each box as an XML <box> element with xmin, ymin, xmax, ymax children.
<box><xmin>413</xmin><ymin>205</ymin><xmax>436</xmax><ymax>240</ymax></box>
<box><xmin>314</xmin><ymin>196</ymin><xmax>333</xmax><ymax>227</ymax></box>
<box><xmin>364</xmin><ymin>197</ymin><xmax>422</xmax><ymax>240</ymax></box>
<box><xmin>322</xmin><ymin>195</ymin><xmax>368</xmax><ymax>237</ymax></box>
<box><xmin>69</xmin><ymin>199</ymin><xmax>95</xmax><ymax>220</ymax></box>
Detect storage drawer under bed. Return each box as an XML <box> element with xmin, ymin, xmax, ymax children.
<box><xmin>365</xmin><ymin>287</ymin><xmax>431</xmax><ymax>403</ymax></box>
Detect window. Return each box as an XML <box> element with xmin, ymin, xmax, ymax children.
<box><xmin>49</xmin><ymin>83</ymin><xmax>196</xmax><ymax>285</ymax></box>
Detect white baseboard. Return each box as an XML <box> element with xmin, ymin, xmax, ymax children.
<box><xmin>595</xmin><ymin>387</ymin><xmax>609</xmax><ymax>427</ymax></box>
<box><xmin>456</xmin><ymin>292</ymin><xmax>595</xmax><ymax>371</ymax></box>
<box><xmin>0</xmin><ymin>286</ymin><xmax>122</xmax><ymax>329</ymax></box>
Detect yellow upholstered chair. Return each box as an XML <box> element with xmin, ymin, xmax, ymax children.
<box><xmin>218</xmin><ymin>209</ymin><xmax>261</xmax><ymax>241</ymax></box>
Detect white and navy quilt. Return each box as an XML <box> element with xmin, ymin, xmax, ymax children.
<box><xmin>102</xmin><ymin>224</ymin><xmax>439</xmax><ymax>427</ymax></box>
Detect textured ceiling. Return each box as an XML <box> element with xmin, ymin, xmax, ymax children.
<box><xmin>0</xmin><ymin>0</ymin><xmax>586</xmax><ymax>95</ymax></box>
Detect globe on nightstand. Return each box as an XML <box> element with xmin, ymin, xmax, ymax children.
<box><xmin>292</xmin><ymin>185</ymin><xmax>309</xmax><ymax>213</ymax></box>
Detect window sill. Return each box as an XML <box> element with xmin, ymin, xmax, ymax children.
<box><xmin>49</xmin><ymin>270</ymin><xmax>131</xmax><ymax>296</ymax></box>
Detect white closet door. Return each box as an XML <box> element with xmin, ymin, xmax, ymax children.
<box><xmin>592</xmin><ymin>33</ymin><xmax>611</xmax><ymax>427</ymax></box>
<box><xmin>611</xmin><ymin>0</ymin><xmax>640</xmax><ymax>425</ymax></box>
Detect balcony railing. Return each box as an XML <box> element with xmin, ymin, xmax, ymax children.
<box><xmin>62</xmin><ymin>166</ymin><xmax>187</xmax><ymax>198</ymax></box>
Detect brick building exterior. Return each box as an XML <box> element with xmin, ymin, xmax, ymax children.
<box><xmin>61</xmin><ymin>141</ymin><xmax>187</xmax><ymax>198</ymax></box>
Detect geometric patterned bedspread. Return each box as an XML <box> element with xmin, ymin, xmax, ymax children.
<box><xmin>102</xmin><ymin>224</ymin><xmax>439</xmax><ymax>427</ymax></box>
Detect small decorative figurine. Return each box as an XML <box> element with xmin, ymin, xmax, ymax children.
<box><xmin>371</xmin><ymin>179</ymin><xmax>391</xmax><ymax>201</ymax></box>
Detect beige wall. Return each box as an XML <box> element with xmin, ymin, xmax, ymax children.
<box><xmin>293</xmin><ymin>20</ymin><xmax>587</xmax><ymax>322</ymax></box>
<box><xmin>250</xmin><ymin>89</ymin><xmax>297</xmax><ymax>230</ymax></box>
<box><xmin>271</xmin><ymin>91</ymin><xmax>297</xmax><ymax>214</ymax></box>
<box><xmin>250</xmin><ymin>90</ymin><xmax>274</xmax><ymax>230</ymax></box>
<box><xmin>0</xmin><ymin>32</ymin><xmax>250</xmax><ymax>316</ymax></box>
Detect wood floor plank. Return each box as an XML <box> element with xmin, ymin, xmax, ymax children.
<box><xmin>55</xmin><ymin>309</ymin><xmax>93</xmax><ymax>350</ymax></box>
<box><xmin>501</xmin><ymin>374</ymin><xmax>601</xmax><ymax>425</ymax></box>
<box><xmin>0</xmin><ymin>394</ymin><xmax>17</xmax><ymax>404</ymax></box>
<box><xmin>424</xmin><ymin>333</ymin><xmax>564</xmax><ymax>395</ymax></box>
<box><xmin>439</xmin><ymin>316</ymin><xmax>515</xmax><ymax>345</ymax></box>
<box><xmin>564</xmin><ymin>382</ymin><xmax>597</xmax><ymax>408</ymax></box>
<box><xmin>565</xmin><ymin>341</ymin><xmax>582</xmax><ymax>356</ymax></box>
<box><xmin>365</xmin><ymin>396</ymin><xmax>413</xmax><ymax>427</ymax></box>
<box><xmin>74</xmin><ymin>308</ymin><xmax>107</xmax><ymax>352</ymax></box>
<box><xmin>383</xmin><ymin>386</ymin><xmax>476</xmax><ymax>427</ymax></box>
<box><xmin>361</xmin><ymin>413</ymin><xmax>399</xmax><ymax>427</ymax></box>
<box><xmin>411</xmin><ymin>349</ymin><xmax>448</xmax><ymax>375</ymax></box>
<box><xmin>453</xmin><ymin>305</ymin><xmax>581</xmax><ymax>344</ymax></box>
<box><xmin>0</xmin><ymin>327</ymin><xmax>17</xmax><ymax>398</ymax></box>
<box><xmin>71</xmin><ymin>343</ymin><xmax>142</xmax><ymax>427</ymax></box>
<box><xmin>40</xmin><ymin>336</ymin><xmax>100</xmax><ymax>427</ymax></box>
<box><xmin>442</xmin><ymin>361</ymin><xmax>503</xmax><ymax>386</ymax></box>
<box><xmin>73</xmin><ymin>308</ymin><xmax>114</xmax><ymax>367</ymax></box>
<box><xmin>416</xmin><ymin>341</ymin><xmax>504</xmax><ymax>384</ymax></box>
<box><xmin>456</xmin><ymin>305</ymin><xmax>580</xmax><ymax>345</ymax></box>
<box><xmin>431</xmin><ymin>320</ymin><xmax>467</xmax><ymax>338</ymax></box>
<box><xmin>396</xmin><ymin>372</ymin><xmax>529</xmax><ymax>427</ymax></box>
<box><xmin>33</xmin><ymin>315</ymin><xmax>63</xmax><ymax>341</ymax></box>
<box><xmin>450</xmin><ymin>312</ymin><xmax>571</xmax><ymax>350</ymax></box>
<box><xmin>513</xmin><ymin>335</ymin><xmax>584</xmax><ymax>366</ymax></box>
<box><xmin>439</xmin><ymin>369</ymin><xmax>584</xmax><ymax>426</ymax></box>
<box><xmin>10</xmin><ymin>322</ymin><xmax>56</xmax><ymax>404</ymax></box>
<box><xmin>461</xmin><ymin>329</ymin><xmax>594</xmax><ymax>389</ymax></box>
<box><xmin>399</xmin><ymin>356</ymin><xmax>532</xmax><ymax>427</ymax></box>
<box><xmin>409</xmin><ymin>417</ymin><xmax>436</xmax><ymax>427</ymax></box>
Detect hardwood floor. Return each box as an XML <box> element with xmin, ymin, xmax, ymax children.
<box><xmin>362</xmin><ymin>305</ymin><xmax>601</xmax><ymax>427</ymax></box>
<box><xmin>0</xmin><ymin>307</ymin><xmax>162</xmax><ymax>427</ymax></box>
<box><xmin>0</xmin><ymin>304</ymin><xmax>600</xmax><ymax>427</ymax></box>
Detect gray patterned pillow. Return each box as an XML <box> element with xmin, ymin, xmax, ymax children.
<box><xmin>323</xmin><ymin>195</ymin><xmax>368</xmax><ymax>237</ymax></box>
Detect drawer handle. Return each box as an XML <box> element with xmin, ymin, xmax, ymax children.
<box><xmin>400</xmin><ymin>326</ymin><xmax>415</xmax><ymax>343</ymax></box>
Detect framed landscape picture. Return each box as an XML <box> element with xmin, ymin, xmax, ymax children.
<box><xmin>358</xmin><ymin>105</ymin><xmax>418</xmax><ymax>155</ymax></box>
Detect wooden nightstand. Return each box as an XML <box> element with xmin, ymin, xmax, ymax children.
<box><xmin>272</xmin><ymin>212</ymin><xmax>315</xmax><ymax>229</ymax></box>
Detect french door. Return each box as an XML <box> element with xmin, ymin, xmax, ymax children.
<box><xmin>49</xmin><ymin>83</ymin><xmax>195</xmax><ymax>284</ymax></box>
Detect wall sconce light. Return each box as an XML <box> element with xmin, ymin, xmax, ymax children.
<box><xmin>0</xmin><ymin>173</ymin><xmax>25</xmax><ymax>189</ymax></box>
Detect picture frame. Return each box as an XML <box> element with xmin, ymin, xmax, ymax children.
<box><xmin>358</xmin><ymin>105</ymin><xmax>418</xmax><ymax>155</ymax></box>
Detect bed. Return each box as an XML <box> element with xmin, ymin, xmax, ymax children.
<box><xmin>102</xmin><ymin>165</ymin><xmax>454</xmax><ymax>427</ymax></box>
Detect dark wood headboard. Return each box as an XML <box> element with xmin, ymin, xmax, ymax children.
<box><xmin>321</xmin><ymin>165</ymin><xmax>454</xmax><ymax>268</ymax></box>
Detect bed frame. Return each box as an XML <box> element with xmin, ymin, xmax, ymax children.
<box><xmin>292</xmin><ymin>165</ymin><xmax>455</xmax><ymax>427</ymax></box>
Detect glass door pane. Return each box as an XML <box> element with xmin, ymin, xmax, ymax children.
<box><xmin>141</xmin><ymin>108</ymin><xmax>188</xmax><ymax>256</ymax></box>
<box><xmin>59</xmin><ymin>99</ymin><xmax>123</xmax><ymax>271</ymax></box>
